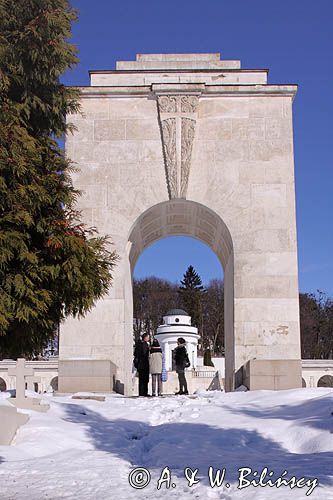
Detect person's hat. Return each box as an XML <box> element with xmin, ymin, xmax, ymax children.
<box><xmin>177</xmin><ymin>337</ymin><xmax>186</xmax><ymax>344</ymax></box>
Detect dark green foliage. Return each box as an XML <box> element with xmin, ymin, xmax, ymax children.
<box><xmin>203</xmin><ymin>349</ymin><xmax>214</xmax><ymax>367</ymax></box>
<box><xmin>178</xmin><ymin>265</ymin><xmax>205</xmax><ymax>332</ymax></box>
<box><xmin>0</xmin><ymin>0</ymin><xmax>117</xmax><ymax>358</ymax></box>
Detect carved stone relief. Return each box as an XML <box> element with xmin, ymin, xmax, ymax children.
<box><xmin>157</xmin><ymin>94</ymin><xmax>199</xmax><ymax>199</ymax></box>
<box><xmin>160</xmin><ymin>118</ymin><xmax>177</xmax><ymax>197</ymax></box>
<box><xmin>181</xmin><ymin>117</ymin><xmax>196</xmax><ymax>198</ymax></box>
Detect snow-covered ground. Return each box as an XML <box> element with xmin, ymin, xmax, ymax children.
<box><xmin>0</xmin><ymin>388</ymin><xmax>332</xmax><ymax>500</ymax></box>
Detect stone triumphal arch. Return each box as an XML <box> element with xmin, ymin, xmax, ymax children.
<box><xmin>59</xmin><ymin>53</ymin><xmax>302</xmax><ymax>394</ymax></box>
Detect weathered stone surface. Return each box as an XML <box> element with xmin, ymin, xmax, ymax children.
<box><xmin>61</xmin><ymin>54</ymin><xmax>300</xmax><ymax>394</ymax></box>
<box><xmin>59</xmin><ymin>360</ymin><xmax>118</xmax><ymax>393</ymax></box>
<box><xmin>243</xmin><ymin>359</ymin><xmax>302</xmax><ymax>390</ymax></box>
<box><xmin>91</xmin><ymin>68</ymin><xmax>267</xmax><ymax>86</ymax></box>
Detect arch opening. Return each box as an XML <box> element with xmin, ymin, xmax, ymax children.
<box><xmin>0</xmin><ymin>377</ymin><xmax>6</xmax><ymax>392</ymax></box>
<box><xmin>317</xmin><ymin>375</ymin><xmax>333</xmax><ymax>388</ymax></box>
<box><xmin>128</xmin><ymin>199</ymin><xmax>235</xmax><ymax>391</ymax></box>
<box><xmin>50</xmin><ymin>376</ymin><xmax>58</xmax><ymax>391</ymax></box>
<box><xmin>133</xmin><ymin>235</ymin><xmax>224</xmax><ymax>358</ymax></box>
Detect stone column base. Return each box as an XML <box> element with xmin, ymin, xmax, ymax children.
<box><xmin>242</xmin><ymin>359</ymin><xmax>302</xmax><ymax>390</ymax></box>
<box><xmin>58</xmin><ymin>359</ymin><xmax>121</xmax><ymax>393</ymax></box>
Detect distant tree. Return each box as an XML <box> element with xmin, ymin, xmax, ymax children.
<box><xmin>0</xmin><ymin>0</ymin><xmax>117</xmax><ymax>359</ymax></box>
<box><xmin>299</xmin><ymin>293</ymin><xmax>320</xmax><ymax>358</ymax></box>
<box><xmin>133</xmin><ymin>277</ymin><xmax>178</xmax><ymax>342</ymax></box>
<box><xmin>178</xmin><ymin>265</ymin><xmax>206</xmax><ymax>337</ymax></box>
<box><xmin>299</xmin><ymin>291</ymin><xmax>333</xmax><ymax>359</ymax></box>
<box><xmin>325</xmin><ymin>297</ymin><xmax>333</xmax><ymax>358</ymax></box>
<box><xmin>203</xmin><ymin>279</ymin><xmax>224</xmax><ymax>354</ymax></box>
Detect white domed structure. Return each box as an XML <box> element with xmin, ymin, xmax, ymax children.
<box><xmin>155</xmin><ymin>309</ymin><xmax>200</xmax><ymax>371</ymax></box>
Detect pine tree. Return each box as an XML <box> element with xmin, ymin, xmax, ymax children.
<box><xmin>0</xmin><ymin>0</ymin><xmax>117</xmax><ymax>358</ymax></box>
<box><xmin>178</xmin><ymin>265</ymin><xmax>205</xmax><ymax>332</ymax></box>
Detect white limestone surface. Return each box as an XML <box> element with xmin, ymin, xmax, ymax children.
<box><xmin>61</xmin><ymin>54</ymin><xmax>301</xmax><ymax>394</ymax></box>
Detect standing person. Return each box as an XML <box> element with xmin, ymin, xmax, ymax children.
<box><xmin>174</xmin><ymin>337</ymin><xmax>190</xmax><ymax>395</ymax></box>
<box><xmin>134</xmin><ymin>333</ymin><xmax>150</xmax><ymax>396</ymax></box>
<box><xmin>149</xmin><ymin>339</ymin><xmax>163</xmax><ymax>397</ymax></box>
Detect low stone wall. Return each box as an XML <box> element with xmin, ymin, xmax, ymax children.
<box><xmin>0</xmin><ymin>404</ymin><xmax>29</xmax><ymax>445</ymax></box>
<box><xmin>1</xmin><ymin>358</ymin><xmax>332</xmax><ymax>394</ymax></box>
<box><xmin>132</xmin><ymin>368</ymin><xmax>223</xmax><ymax>396</ymax></box>
<box><xmin>302</xmin><ymin>360</ymin><xmax>333</xmax><ymax>388</ymax></box>
<box><xmin>0</xmin><ymin>359</ymin><xmax>58</xmax><ymax>393</ymax></box>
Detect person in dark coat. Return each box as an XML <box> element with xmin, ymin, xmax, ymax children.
<box><xmin>134</xmin><ymin>333</ymin><xmax>150</xmax><ymax>396</ymax></box>
<box><xmin>174</xmin><ymin>337</ymin><xmax>189</xmax><ymax>395</ymax></box>
<box><xmin>149</xmin><ymin>339</ymin><xmax>163</xmax><ymax>396</ymax></box>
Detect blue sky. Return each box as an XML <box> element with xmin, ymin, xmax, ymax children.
<box><xmin>63</xmin><ymin>0</ymin><xmax>333</xmax><ymax>294</ymax></box>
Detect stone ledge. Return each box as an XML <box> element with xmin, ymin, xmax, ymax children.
<box><xmin>0</xmin><ymin>405</ymin><xmax>29</xmax><ymax>445</ymax></box>
<box><xmin>137</xmin><ymin>53</ymin><xmax>221</xmax><ymax>61</ymax></box>
<box><xmin>116</xmin><ymin>61</ymin><xmax>241</xmax><ymax>71</ymax></box>
<box><xmin>72</xmin><ymin>394</ymin><xmax>106</xmax><ymax>401</ymax></box>
<box><xmin>9</xmin><ymin>398</ymin><xmax>50</xmax><ymax>413</ymax></box>
<box><xmin>76</xmin><ymin>84</ymin><xmax>297</xmax><ymax>99</ymax></box>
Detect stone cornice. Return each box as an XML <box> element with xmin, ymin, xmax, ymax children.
<box><xmin>89</xmin><ymin>68</ymin><xmax>268</xmax><ymax>74</ymax></box>
<box><xmin>76</xmin><ymin>84</ymin><xmax>297</xmax><ymax>100</ymax></box>
<box><xmin>152</xmin><ymin>83</ymin><xmax>205</xmax><ymax>95</ymax></box>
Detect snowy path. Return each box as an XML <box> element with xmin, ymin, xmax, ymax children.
<box><xmin>0</xmin><ymin>388</ymin><xmax>332</xmax><ymax>499</ymax></box>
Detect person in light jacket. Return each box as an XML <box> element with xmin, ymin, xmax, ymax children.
<box><xmin>149</xmin><ymin>339</ymin><xmax>163</xmax><ymax>397</ymax></box>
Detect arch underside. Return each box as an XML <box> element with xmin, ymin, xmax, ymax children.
<box><xmin>128</xmin><ymin>199</ymin><xmax>233</xmax><ymax>273</ymax></box>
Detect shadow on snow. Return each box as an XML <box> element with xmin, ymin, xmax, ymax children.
<box><xmin>63</xmin><ymin>403</ymin><xmax>333</xmax><ymax>487</ymax></box>
<box><xmin>222</xmin><ymin>392</ymin><xmax>333</xmax><ymax>433</ymax></box>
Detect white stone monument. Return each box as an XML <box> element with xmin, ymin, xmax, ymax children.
<box><xmin>155</xmin><ymin>309</ymin><xmax>200</xmax><ymax>371</ymax></box>
<box><xmin>60</xmin><ymin>53</ymin><xmax>302</xmax><ymax>394</ymax></box>
<box><xmin>8</xmin><ymin>359</ymin><xmax>49</xmax><ymax>412</ymax></box>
